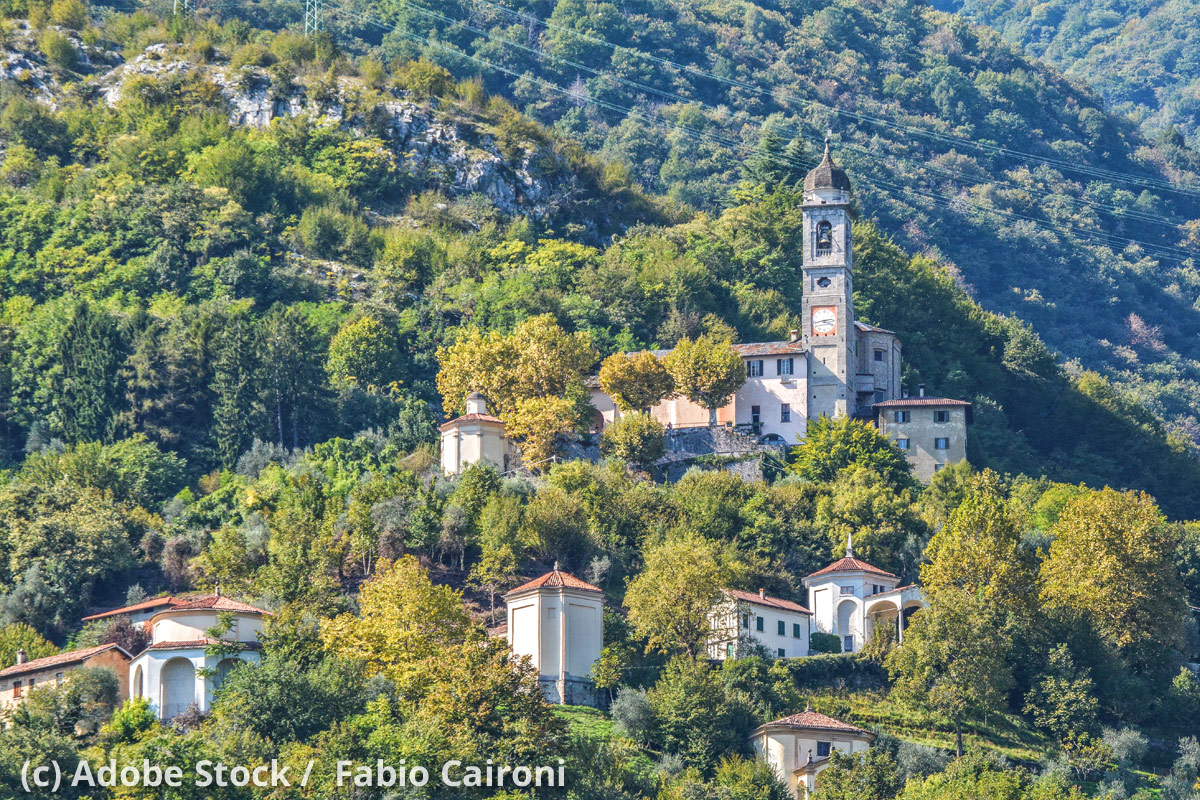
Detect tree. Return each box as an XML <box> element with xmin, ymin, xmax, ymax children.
<box><xmin>920</xmin><ymin>470</ymin><xmax>1038</xmax><ymax>611</ymax></box>
<box><xmin>262</xmin><ymin>305</ymin><xmax>326</xmax><ymax>450</ymax></box>
<box><xmin>663</xmin><ymin>335</ymin><xmax>745</xmax><ymax>426</ymax></box>
<box><xmin>598</xmin><ymin>351</ymin><xmax>674</xmax><ymax>413</ymax></box>
<box><xmin>1023</xmin><ymin>644</ymin><xmax>1099</xmax><ymax>741</ymax></box>
<box><xmin>814</xmin><ymin>749</ymin><xmax>904</xmax><ymax>800</ymax></box>
<box><xmin>436</xmin><ymin>314</ymin><xmax>596</xmax><ymax>417</ymax></box>
<box><xmin>0</xmin><ymin>623</ymin><xmax>57</xmax><ymax>668</ymax></box>
<box><xmin>326</xmin><ymin>315</ymin><xmax>403</xmax><ymax>393</ymax></box>
<box><xmin>321</xmin><ymin>556</ymin><xmax>477</xmax><ymax>695</ymax></box>
<box><xmin>469</xmin><ymin>495</ymin><xmax>525</xmax><ymax>625</ymax></box>
<box><xmin>625</xmin><ymin>533</ymin><xmax>737</xmax><ymax>658</ymax></box>
<box><xmin>646</xmin><ymin>656</ymin><xmax>757</xmax><ymax>773</ymax></box>
<box><xmin>790</xmin><ymin>415</ymin><xmax>913</xmax><ymax>487</ymax></box>
<box><xmin>887</xmin><ymin>589</ymin><xmax>1015</xmax><ymax>757</ymax></box>
<box><xmin>600</xmin><ymin>412</ymin><xmax>666</xmax><ymax>470</ymax></box>
<box><xmin>211</xmin><ymin>314</ymin><xmax>262</xmax><ymax>469</ymax></box>
<box><xmin>505</xmin><ymin>394</ymin><xmax>576</xmax><ymax>471</ymax></box>
<box><xmin>1040</xmin><ymin>488</ymin><xmax>1187</xmax><ymax>665</ymax></box>
<box><xmin>56</xmin><ymin>301</ymin><xmax>124</xmax><ymax>444</ymax></box>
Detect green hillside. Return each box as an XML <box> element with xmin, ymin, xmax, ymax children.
<box><xmin>933</xmin><ymin>0</ymin><xmax>1200</xmax><ymax>147</ymax></box>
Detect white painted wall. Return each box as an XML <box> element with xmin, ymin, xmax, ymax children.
<box><xmin>708</xmin><ymin>597</ymin><xmax>811</xmax><ymax>659</ymax></box>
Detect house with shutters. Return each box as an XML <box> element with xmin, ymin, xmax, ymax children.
<box><xmin>708</xmin><ymin>588</ymin><xmax>812</xmax><ymax>660</ymax></box>
<box><xmin>0</xmin><ymin>644</ymin><xmax>132</xmax><ymax>713</ymax></box>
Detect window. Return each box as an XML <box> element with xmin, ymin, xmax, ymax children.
<box><xmin>756</xmin><ymin>616</ymin><xmax>764</xmax><ymax>632</ymax></box>
<box><xmin>777</xmin><ymin>358</ymin><xmax>794</xmax><ymax>376</ymax></box>
<box><xmin>843</xmin><ymin>635</ymin><xmax>854</xmax><ymax>652</ymax></box>
<box><xmin>816</xmin><ymin>221</ymin><xmax>833</xmax><ymax>256</ymax></box>
<box><xmin>741</xmin><ymin>613</ymin><xmax>749</xmax><ymax>629</ymax></box>
<box><xmin>817</xmin><ymin>741</ymin><xmax>832</xmax><ymax>758</ymax></box>
<box><xmin>874</xmin><ymin>349</ymin><xmax>885</xmax><ymax>362</ymax></box>
<box><xmin>28</xmin><ymin>678</ymin><xmax>35</xmax><ymax>688</ymax></box>
<box><xmin>748</xmin><ymin>360</ymin><xmax>764</xmax><ymax>377</ymax></box>
<box><xmin>777</xmin><ymin>620</ymin><xmax>786</xmax><ymax>636</ymax></box>
<box><xmin>55</xmin><ymin>673</ymin><xmax>63</xmax><ymax>686</ymax></box>
<box><xmin>894</xmin><ymin>410</ymin><xmax>910</xmax><ymax>423</ymax></box>
<box><xmin>792</xmin><ymin>623</ymin><xmax>802</xmax><ymax>638</ymax></box>
<box><xmin>781</xmin><ymin>403</ymin><xmax>791</xmax><ymax>423</ymax></box>
<box><xmin>751</xmin><ymin>405</ymin><xmax>761</xmax><ymax>425</ymax></box>
<box><xmin>13</xmin><ymin>680</ymin><xmax>21</xmax><ymax>698</ymax></box>
<box><xmin>934</xmin><ymin>463</ymin><xmax>944</xmax><ymax>472</ymax></box>
<box><xmin>839</xmin><ymin>585</ymin><xmax>854</xmax><ymax>595</ymax></box>
<box><xmin>934</xmin><ymin>410</ymin><xmax>949</xmax><ymax>423</ymax></box>
<box><xmin>727</xmin><ymin>643</ymin><xmax>735</xmax><ymax>658</ymax></box>
<box><xmin>896</xmin><ymin>438</ymin><xmax>909</xmax><ymax>450</ymax></box>
<box><xmin>935</xmin><ymin>437</ymin><xmax>949</xmax><ymax>450</ymax></box>
<box><xmin>777</xmin><ymin>648</ymin><xmax>786</xmax><ymax>658</ymax></box>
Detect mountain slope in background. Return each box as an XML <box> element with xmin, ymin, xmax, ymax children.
<box><xmin>933</xmin><ymin>0</ymin><xmax>1200</xmax><ymax>148</ymax></box>
<box><xmin>332</xmin><ymin>0</ymin><xmax>1200</xmax><ymax>442</ymax></box>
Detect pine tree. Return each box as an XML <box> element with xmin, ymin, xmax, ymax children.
<box><xmin>262</xmin><ymin>305</ymin><xmax>325</xmax><ymax>450</ymax></box>
<box><xmin>57</xmin><ymin>300</ymin><xmax>124</xmax><ymax>444</ymax></box>
<box><xmin>212</xmin><ymin>315</ymin><xmax>262</xmax><ymax>469</ymax></box>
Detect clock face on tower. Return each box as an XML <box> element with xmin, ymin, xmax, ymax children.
<box><xmin>812</xmin><ymin>306</ymin><xmax>837</xmax><ymax>336</ymax></box>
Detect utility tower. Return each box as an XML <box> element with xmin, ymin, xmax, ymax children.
<box><xmin>173</xmin><ymin>0</ymin><xmax>199</xmax><ymax>16</ymax></box>
<box><xmin>304</xmin><ymin>0</ymin><xmax>325</xmax><ymax>35</ymax></box>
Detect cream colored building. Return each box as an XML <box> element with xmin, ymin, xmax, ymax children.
<box><xmin>708</xmin><ymin>588</ymin><xmax>811</xmax><ymax>660</ymax></box>
<box><xmin>874</xmin><ymin>389</ymin><xmax>972</xmax><ymax>482</ymax></box>
<box><xmin>127</xmin><ymin>594</ymin><xmax>268</xmax><ymax>719</ymax></box>
<box><xmin>0</xmin><ymin>644</ymin><xmax>132</xmax><ymax>713</ymax></box>
<box><xmin>752</xmin><ymin>708</ymin><xmax>874</xmax><ymax>799</ymax></box>
<box><xmin>440</xmin><ymin>392</ymin><xmax>522</xmax><ymax>476</ymax></box>
<box><xmin>804</xmin><ymin>536</ymin><xmax>925</xmax><ymax>654</ymax></box>
<box><xmin>504</xmin><ymin>565</ymin><xmax>603</xmax><ymax>706</ymax></box>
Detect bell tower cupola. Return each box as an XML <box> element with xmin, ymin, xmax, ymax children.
<box><xmin>801</xmin><ymin>139</ymin><xmax>855</xmax><ymax>423</ymax></box>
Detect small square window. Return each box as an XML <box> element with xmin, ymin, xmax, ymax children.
<box><xmin>55</xmin><ymin>673</ymin><xmax>63</xmax><ymax>686</ymax></box>
<box><xmin>777</xmin><ymin>620</ymin><xmax>786</xmax><ymax>636</ymax></box>
<box><xmin>895</xmin><ymin>410</ymin><xmax>910</xmax><ymax>423</ymax></box>
<box><xmin>839</xmin><ymin>585</ymin><xmax>854</xmax><ymax>595</ymax></box>
<box><xmin>777</xmin><ymin>648</ymin><xmax>786</xmax><ymax>658</ymax></box>
<box><xmin>935</xmin><ymin>437</ymin><xmax>949</xmax><ymax>450</ymax></box>
<box><xmin>781</xmin><ymin>403</ymin><xmax>791</xmax><ymax>423</ymax></box>
<box><xmin>741</xmin><ymin>613</ymin><xmax>749</xmax><ymax>629</ymax></box>
<box><xmin>777</xmin><ymin>358</ymin><xmax>794</xmax><ymax>376</ymax></box>
<box><xmin>934</xmin><ymin>463</ymin><xmax>944</xmax><ymax>472</ymax></box>
<box><xmin>896</xmin><ymin>438</ymin><xmax>909</xmax><ymax>450</ymax></box>
<box><xmin>874</xmin><ymin>349</ymin><xmax>885</xmax><ymax>362</ymax></box>
<box><xmin>792</xmin><ymin>623</ymin><xmax>802</xmax><ymax>638</ymax></box>
<box><xmin>817</xmin><ymin>741</ymin><xmax>832</xmax><ymax>758</ymax></box>
<box><xmin>727</xmin><ymin>643</ymin><xmax>735</xmax><ymax>658</ymax></box>
<box><xmin>934</xmin><ymin>410</ymin><xmax>949</xmax><ymax>423</ymax></box>
<box><xmin>756</xmin><ymin>616</ymin><xmax>764</xmax><ymax>632</ymax></box>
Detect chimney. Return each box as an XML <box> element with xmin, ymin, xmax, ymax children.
<box><xmin>918</xmin><ymin>383</ymin><xmax>925</xmax><ymax>398</ymax></box>
<box><xmin>15</xmin><ymin>649</ymin><xmax>26</xmax><ymax>665</ymax></box>
<box><xmin>553</xmin><ymin>560</ymin><xmax>560</xmax><ymax>572</ymax></box>
<box><xmin>789</xmin><ymin>329</ymin><xmax>800</xmax><ymax>343</ymax></box>
<box><xmin>759</xmin><ymin>587</ymin><xmax>766</xmax><ymax>599</ymax></box>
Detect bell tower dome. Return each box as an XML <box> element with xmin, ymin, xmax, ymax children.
<box><xmin>801</xmin><ymin>139</ymin><xmax>855</xmax><ymax>423</ymax></box>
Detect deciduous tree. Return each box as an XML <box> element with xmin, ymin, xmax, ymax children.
<box><xmin>663</xmin><ymin>335</ymin><xmax>745</xmax><ymax>427</ymax></box>
<box><xmin>599</xmin><ymin>351</ymin><xmax>674</xmax><ymax>413</ymax></box>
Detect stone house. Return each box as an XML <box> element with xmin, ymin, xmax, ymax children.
<box><xmin>0</xmin><ymin>644</ymin><xmax>132</xmax><ymax>713</ymax></box>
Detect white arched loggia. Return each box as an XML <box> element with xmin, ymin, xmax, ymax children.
<box><xmin>836</xmin><ymin>599</ymin><xmax>859</xmax><ymax>652</ymax></box>
<box><xmin>132</xmin><ymin>664</ymin><xmax>144</xmax><ymax>699</ymax></box>
<box><xmin>160</xmin><ymin>658</ymin><xmax>196</xmax><ymax>719</ymax></box>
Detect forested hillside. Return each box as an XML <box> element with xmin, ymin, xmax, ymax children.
<box><xmin>933</xmin><ymin>0</ymin><xmax>1200</xmax><ymax>147</ymax></box>
<box><xmin>306</xmin><ymin>0</ymin><xmax>1200</xmax><ymax>448</ymax></box>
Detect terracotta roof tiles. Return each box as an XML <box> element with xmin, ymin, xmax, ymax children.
<box><xmin>158</xmin><ymin>596</ymin><xmax>270</xmax><ymax>615</ymax></box>
<box><xmin>81</xmin><ymin>596</ymin><xmax>183</xmax><ymax>622</ymax></box>
<box><xmin>0</xmin><ymin>644</ymin><xmax>131</xmax><ymax>679</ymax></box>
<box><xmin>762</xmin><ymin>709</ymin><xmax>869</xmax><ymax>736</ymax></box>
<box><xmin>805</xmin><ymin>556</ymin><xmax>897</xmax><ymax>580</ymax></box>
<box><xmin>504</xmin><ymin>568</ymin><xmax>602</xmax><ymax>597</ymax></box>
<box><xmin>439</xmin><ymin>412</ymin><xmax>505</xmax><ymax>431</ymax></box>
<box><xmin>723</xmin><ymin>588</ymin><xmax>811</xmax><ymax>614</ymax></box>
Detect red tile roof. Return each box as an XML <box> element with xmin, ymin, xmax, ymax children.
<box><xmin>760</xmin><ymin>709</ymin><xmax>870</xmax><ymax>736</ymax></box>
<box><xmin>157</xmin><ymin>596</ymin><xmax>270</xmax><ymax>615</ymax></box>
<box><xmin>0</xmin><ymin>644</ymin><xmax>131</xmax><ymax>678</ymax></box>
<box><xmin>81</xmin><ymin>596</ymin><xmax>183</xmax><ymax>622</ymax></box>
<box><xmin>504</xmin><ymin>569</ymin><xmax>602</xmax><ymax>597</ymax></box>
<box><xmin>873</xmin><ymin>397</ymin><xmax>972</xmax><ymax>408</ymax></box>
<box><xmin>805</xmin><ymin>556</ymin><xmax>897</xmax><ymax>580</ymax></box>
<box><xmin>146</xmin><ymin>640</ymin><xmax>263</xmax><ymax>651</ymax></box>
<box><xmin>723</xmin><ymin>588</ymin><xmax>811</xmax><ymax>614</ymax></box>
<box><xmin>439</xmin><ymin>412</ymin><xmax>505</xmax><ymax>431</ymax></box>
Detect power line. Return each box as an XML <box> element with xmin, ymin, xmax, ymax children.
<box><xmin>446</xmin><ymin>0</ymin><xmax>1200</xmax><ymax>201</ymax></box>
<box><xmin>329</xmin><ymin>4</ymin><xmax>1200</xmax><ymax>262</ymax></box>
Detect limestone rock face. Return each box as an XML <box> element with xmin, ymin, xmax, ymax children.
<box><xmin>85</xmin><ymin>43</ymin><xmax>571</xmax><ymax>217</ymax></box>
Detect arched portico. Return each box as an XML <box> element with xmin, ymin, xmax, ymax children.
<box><xmin>160</xmin><ymin>657</ymin><xmax>196</xmax><ymax>719</ymax></box>
<box><xmin>835</xmin><ymin>599</ymin><xmax>859</xmax><ymax>652</ymax></box>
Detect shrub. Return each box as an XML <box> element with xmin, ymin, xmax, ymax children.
<box><xmin>394</xmin><ymin>59</ymin><xmax>453</xmax><ymax>100</ymax></box>
<box><xmin>50</xmin><ymin>0</ymin><xmax>87</xmax><ymax>29</ymax></box>
<box><xmin>601</xmin><ymin>412</ymin><xmax>666</xmax><ymax>469</ymax></box>
<box><xmin>39</xmin><ymin>30</ymin><xmax>78</xmax><ymax>70</ymax></box>
<box><xmin>811</xmin><ymin>632</ymin><xmax>842</xmax><ymax>654</ymax></box>
<box><xmin>611</xmin><ymin>686</ymin><xmax>654</xmax><ymax>743</ymax></box>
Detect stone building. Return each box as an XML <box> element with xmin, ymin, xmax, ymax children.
<box><xmin>0</xmin><ymin>644</ymin><xmax>132</xmax><ymax>713</ymax></box>
<box><xmin>874</xmin><ymin>387</ymin><xmax>973</xmax><ymax>481</ymax></box>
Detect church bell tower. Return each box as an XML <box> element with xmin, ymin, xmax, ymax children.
<box><xmin>801</xmin><ymin>139</ymin><xmax>855</xmax><ymax>423</ymax></box>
